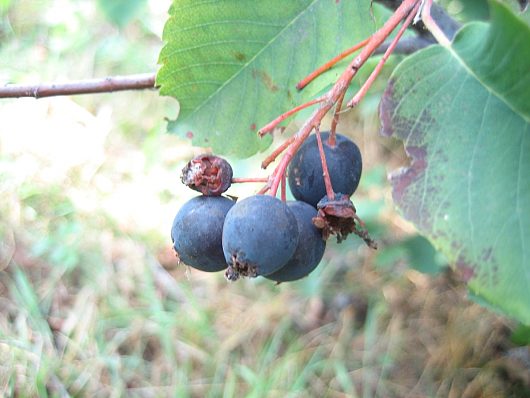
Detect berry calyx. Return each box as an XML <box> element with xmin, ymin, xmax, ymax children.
<box><xmin>313</xmin><ymin>193</ymin><xmax>376</xmax><ymax>248</ymax></box>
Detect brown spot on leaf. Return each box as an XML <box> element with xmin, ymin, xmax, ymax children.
<box><xmin>379</xmin><ymin>79</ymin><xmax>396</xmax><ymax>137</ymax></box>
<box><xmin>456</xmin><ymin>255</ymin><xmax>475</xmax><ymax>283</ymax></box>
<box><xmin>233</xmin><ymin>51</ymin><xmax>246</xmax><ymax>62</ymax></box>
<box><xmin>250</xmin><ymin>123</ymin><xmax>256</xmax><ymax>131</ymax></box>
<box><xmin>380</xmin><ymin>79</ymin><xmax>436</xmax><ymax>144</ymax></box>
<box><xmin>481</xmin><ymin>247</ymin><xmax>493</xmax><ymax>262</ymax></box>
<box><xmin>391</xmin><ymin>146</ymin><xmax>427</xmax><ymax>203</ymax></box>
<box><xmin>252</xmin><ymin>69</ymin><xmax>279</xmax><ymax>92</ymax></box>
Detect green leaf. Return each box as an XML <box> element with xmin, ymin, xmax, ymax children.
<box><xmin>0</xmin><ymin>0</ymin><xmax>13</xmax><ymax>14</ymax></box>
<box><xmin>157</xmin><ymin>0</ymin><xmax>375</xmax><ymax>157</ymax></box>
<box><xmin>380</xmin><ymin>0</ymin><xmax>530</xmax><ymax>323</ymax></box>
<box><xmin>97</xmin><ymin>0</ymin><xmax>146</xmax><ymax>27</ymax></box>
<box><xmin>452</xmin><ymin>0</ymin><xmax>490</xmax><ymax>21</ymax></box>
<box><xmin>375</xmin><ymin>235</ymin><xmax>446</xmax><ymax>275</ymax></box>
<box><xmin>403</xmin><ymin>235</ymin><xmax>447</xmax><ymax>275</ymax></box>
<box><xmin>510</xmin><ymin>323</ymin><xmax>530</xmax><ymax>344</ymax></box>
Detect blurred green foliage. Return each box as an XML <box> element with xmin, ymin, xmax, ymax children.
<box><xmin>439</xmin><ymin>0</ymin><xmax>530</xmax><ymax>23</ymax></box>
<box><xmin>98</xmin><ymin>0</ymin><xmax>147</xmax><ymax>27</ymax></box>
<box><xmin>511</xmin><ymin>324</ymin><xmax>530</xmax><ymax>345</ymax></box>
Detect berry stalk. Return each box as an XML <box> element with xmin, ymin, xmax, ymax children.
<box><xmin>258</xmin><ymin>98</ymin><xmax>324</xmax><ymax>137</ymax></box>
<box><xmin>296</xmin><ymin>37</ymin><xmax>370</xmax><ymax>90</ymax></box>
<box><xmin>232</xmin><ymin>177</ymin><xmax>269</xmax><ymax>183</ymax></box>
<box><xmin>348</xmin><ymin>0</ymin><xmax>421</xmax><ymax>108</ymax></box>
<box><xmin>261</xmin><ymin>135</ymin><xmax>296</xmax><ymax>169</ymax></box>
<box><xmin>329</xmin><ymin>90</ymin><xmax>346</xmax><ymax>144</ymax></box>
<box><xmin>281</xmin><ymin>172</ymin><xmax>287</xmax><ymax>202</ymax></box>
<box><xmin>314</xmin><ymin>127</ymin><xmax>335</xmax><ymax>201</ymax></box>
<box><xmin>268</xmin><ymin>0</ymin><xmax>420</xmax><ymax>197</ymax></box>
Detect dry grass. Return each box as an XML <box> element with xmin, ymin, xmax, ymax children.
<box><xmin>1</xmin><ymin>222</ymin><xmax>527</xmax><ymax>397</ymax></box>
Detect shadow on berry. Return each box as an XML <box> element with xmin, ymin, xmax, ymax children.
<box><xmin>265</xmin><ymin>201</ymin><xmax>326</xmax><ymax>283</ymax></box>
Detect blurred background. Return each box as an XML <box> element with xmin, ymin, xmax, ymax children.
<box><xmin>0</xmin><ymin>0</ymin><xmax>529</xmax><ymax>397</ymax></box>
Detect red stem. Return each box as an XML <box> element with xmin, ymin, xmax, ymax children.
<box><xmin>232</xmin><ymin>177</ymin><xmax>269</xmax><ymax>183</ymax></box>
<box><xmin>315</xmin><ymin>127</ymin><xmax>334</xmax><ymax>200</ymax></box>
<box><xmin>261</xmin><ymin>136</ymin><xmax>296</xmax><ymax>169</ymax></box>
<box><xmin>257</xmin><ymin>184</ymin><xmax>270</xmax><ymax>195</ymax></box>
<box><xmin>329</xmin><ymin>90</ymin><xmax>346</xmax><ymax>145</ymax></box>
<box><xmin>269</xmin><ymin>0</ymin><xmax>419</xmax><ymax>197</ymax></box>
<box><xmin>348</xmin><ymin>1</ymin><xmax>420</xmax><ymax>108</ymax></box>
<box><xmin>281</xmin><ymin>172</ymin><xmax>287</xmax><ymax>202</ymax></box>
<box><xmin>296</xmin><ymin>37</ymin><xmax>370</xmax><ymax>91</ymax></box>
<box><xmin>258</xmin><ymin>98</ymin><xmax>323</xmax><ymax>137</ymax></box>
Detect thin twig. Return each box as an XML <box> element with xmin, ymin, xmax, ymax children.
<box><xmin>330</xmin><ymin>90</ymin><xmax>346</xmax><ymax>141</ymax></box>
<box><xmin>232</xmin><ymin>177</ymin><xmax>269</xmax><ymax>183</ymax></box>
<box><xmin>296</xmin><ymin>38</ymin><xmax>370</xmax><ymax>90</ymax></box>
<box><xmin>281</xmin><ymin>172</ymin><xmax>287</xmax><ymax>201</ymax></box>
<box><xmin>268</xmin><ymin>0</ymin><xmax>420</xmax><ymax>197</ymax></box>
<box><xmin>315</xmin><ymin>127</ymin><xmax>334</xmax><ymax>200</ymax></box>
<box><xmin>348</xmin><ymin>0</ymin><xmax>420</xmax><ymax>108</ymax></box>
<box><xmin>258</xmin><ymin>98</ymin><xmax>324</xmax><ymax>137</ymax></box>
<box><xmin>257</xmin><ymin>184</ymin><xmax>270</xmax><ymax>195</ymax></box>
<box><xmin>0</xmin><ymin>73</ymin><xmax>156</xmax><ymax>99</ymax></box>
<box><xmin>261</xmin><ymin>135</ymin><xmax>296</xmax><ymax>169</ymax></box>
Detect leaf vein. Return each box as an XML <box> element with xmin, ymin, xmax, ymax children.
<box><xmin>162</xmin><ymin>39</ymin><xmax>269</xmax><ymax>59</ymax></box>
<box><xmin>173</xmin><ymin>19</ymin><xmax>284</xmax><ymax>34</ymax></box>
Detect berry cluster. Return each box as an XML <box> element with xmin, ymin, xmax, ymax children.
<box><xmin>171</xmin><ymin>132</ymin><xmax>373</xmax><ymax>283</ymax></box>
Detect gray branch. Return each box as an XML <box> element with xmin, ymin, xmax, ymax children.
<box><xmin>374</xmin><ymin>35</ymin><xmax>433</xmax><ymax>55</ymax></box>
<box><xmin>0</xmin><ymin>73</ymin><xmax>156</xmax><ymax>99</ymax></box>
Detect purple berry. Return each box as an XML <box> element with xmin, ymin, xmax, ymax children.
<box><xmin>171</xmin><ymin>195</ymin><xmax>234</xmax><ymax>272</ymax></box>
<box><xmin>265</xmin><ymin>201</ymin><xmax>326</xmax><ymax>282</ymax></box>
<box><xmin>288</xmin><ymin>132</ymin><xmax>362</xmax><ymax>207</ymax></box>
<box><xmin>222</xmin><ymin>195</ymin><xmax>299</xmax><ymax>280</ymax></box>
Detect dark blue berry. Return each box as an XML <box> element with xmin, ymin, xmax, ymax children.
<box><xmin>222</xmin><ymin>195</ymin><xmax>299</xmax><ymax>280</ymax></box>
<box><xmin>171</xmin><ymin>196</ymin><xmax>234</xmax><ymax>272</ymax></box>
<box><xmin>288</xmin><ymin>132</ymin><xmax>362</xmax><ymax>207</ymax></box>
<box><xmin>265</xmin><ymin>201</ymin><xmax>326</xmax><ymax>282</ymax></box>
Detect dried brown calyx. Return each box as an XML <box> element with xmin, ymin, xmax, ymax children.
<box><xmin>181</xmin><ymin>154</ymin><xmax>233</xmax><ymax>196</ymax></box>
<box><xmin>313</xmin><ymin>193</ymin><xmax>377</xmax><ymax>248</ymax></box>
<box><xmin>224</xmin><ymin>254</ymin><xmax>259</xmax><ymax>282</ymax></box>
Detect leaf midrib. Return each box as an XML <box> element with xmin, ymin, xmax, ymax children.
<box><xmin>445</xmin><ymin>20</ymin><xmax>530</xmax><ymax>123</ymax></box>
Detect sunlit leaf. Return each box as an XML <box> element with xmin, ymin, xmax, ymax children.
<box><xmin>157</xmin><ymin>0</ymin><xmax>375</xmax><ymax>157</ymax></box>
